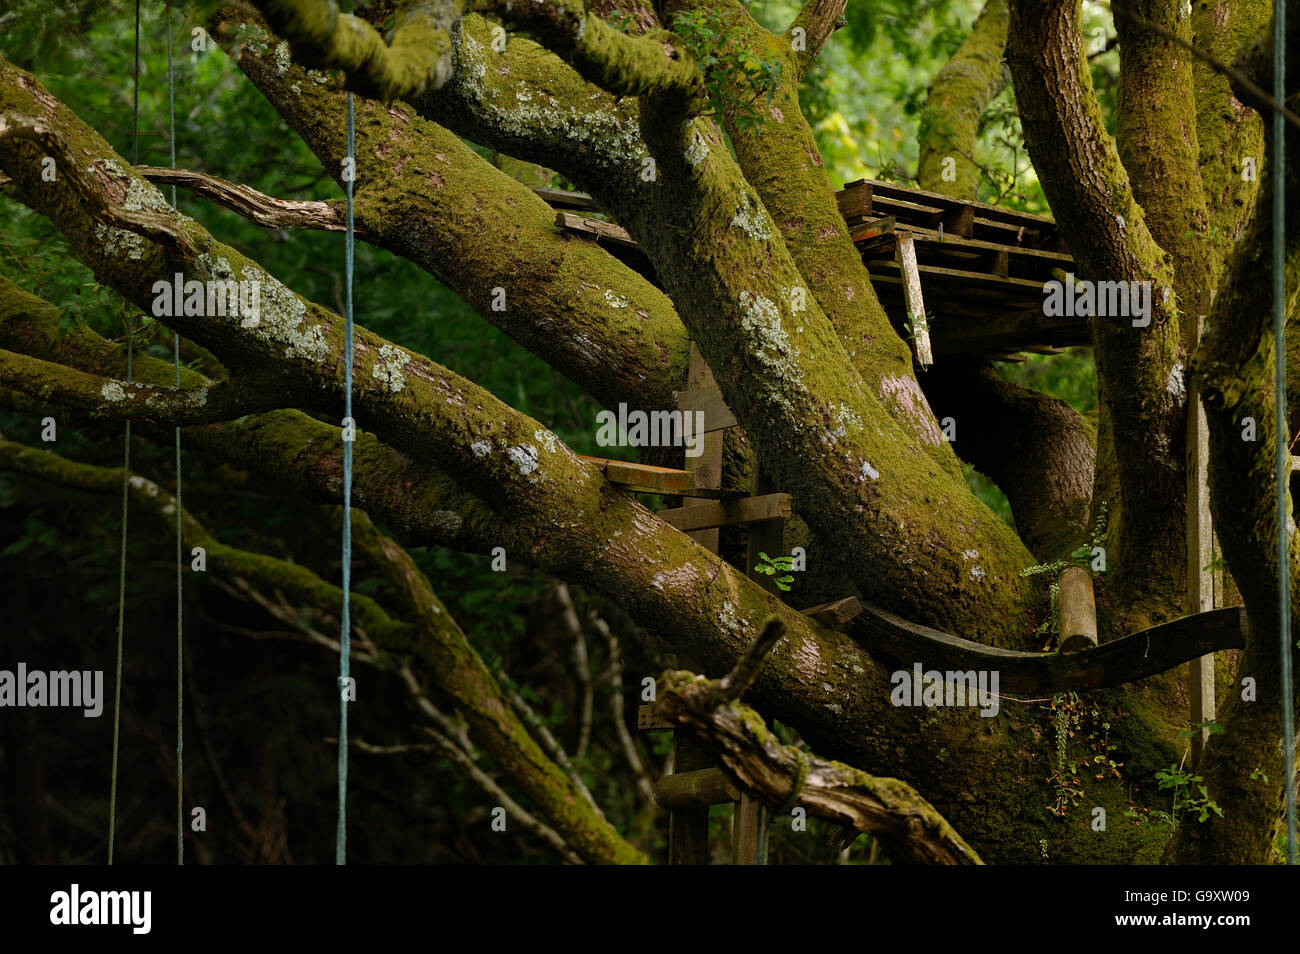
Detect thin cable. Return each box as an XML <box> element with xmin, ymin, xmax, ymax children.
<box><xmin>336</xmin><ymin>91</ymin><xmax>355</xmax><ymax>866</ymax></box>
<box><xmin>167</xmin><ymin>3</ymin><xmax>184</xmax><ymax>867</ymax></box>
<box><xmin>109</xmin><ymin>0</ymin><xmax>142</xmax><ymax>868</ymax></box>
<box><xmin>1272</xmin><ymin>0</ymin><xmax>1296</xmax><ymax>866</ymax></box>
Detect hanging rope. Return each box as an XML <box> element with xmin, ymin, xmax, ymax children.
<box><xmin>1271</xmin><ymin>0</ymin><xmax>1296</xmax><ymax>866</ymax></box>
<box><xmin>166</xmin><ymin>3</ymin><xmax>185</xmax><ymax>867</ymax></box>
<box><xmin>336</xmin><ymin>91</ymin><xmax>356</xmax><ymax>866</ymax></box>
<box><xmin>107</xmin><ymin>0</ymin><xmax>143</xmax><ymax>867</ymax></box>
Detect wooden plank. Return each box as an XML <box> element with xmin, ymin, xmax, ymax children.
<box><xmin>941</xmin><ymin>205</ymin><xmax>974</xmax><ymax>238</ymax></box>
<box><xmin>836</xmin><ymin>179</ymin><xmax>873</xmax><ymax>219</ymax></box>
<box><xmin>1057</xmin><ymin>566</ymin><xmax>1098</xmax><ymax>653</ymax></box>
<box><xmin>637</xmin><ymin>703</ymin><xmax>673</xmax><ymax>730</ymax></box>
<box><xmin>580</xmin><ymin>455</ymin><xmax>747</xmax><ymax>499</ymax></box>
<box><xmin>674</xmin><ymin>385</ymin><xmax>738</xmax><ymax>433</ymax></box>
<box><xmin>556</xmin><ymin>211</ymin><xmax>639</xmax><ymax>250</ymax></box>
<box><xmin>658</xmin><ymin>494</ymin><xmax>792</xmax><ymax>532</ymax></box>
<box><xmin>670</xmin><ymin>342</ymin><xmax>723</xmax><ymax>865</ymax></box>
<box><xmin>850</xmin><ymin>602</ymin><xmax>1248</xmax><ymax>695</ymax></box>
<box><xmin>801</xmin><ymin>596</ymin><xmax>864</xmax><ymax>631</ymax></box>
<box><xmin>868</xmin><ymin>259</ymin><xmax>1047</xmax><ymax>298</ymax></box>
<box><xmin>732</xmin><ymin>796</ymin><xmax>768</xmax><ymax>865</ymax></box>
<box><xmin>534</xmin><ymin>187</ymin><xmax>596</xmax><ymax>210</ymax></box>
<box><xmin>1187</xmin><ymin>311</ymin><xmax>1215</xmax><ymax>765</ymax></box>
<box><xmin>895</xmin><ymin>231</ymin><xmax>932</xmax><ymax>368</ymax></box>
<box><xmin>655</xmin><ymin>768</ymin><xmax>740</xmax><ymax>809</ymax></box>
<box><xmin>859</xmin><ymin>178</ymin><xmax>1057</xmax><ymax>230</ymax></box>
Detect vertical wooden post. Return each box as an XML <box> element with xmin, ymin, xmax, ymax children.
<box><xmin>1187</xmin><ymin>311</ymin><xmax>1216</xmax><ymax>766</ymax></box>
<box><xmin>666</xmin><ymin>343</ymin><xmax>722</xmax><ymax>864</ymax></box>
<box><xmin>734</xmin><ymin>463</ymin><xmax>780</xmax><ymax>865</ymax></box>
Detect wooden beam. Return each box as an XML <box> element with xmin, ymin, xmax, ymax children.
<box><xmin>836</xmin><ymin>179</ymin><xmax>873</xmax><ymax>219</ymax></box>
<box><xmin>851</xmin><ymin>602</ymin><xmax>1248</xmax><ymax>695</ymax></box>
<box><xmin>896</xmin><ymin>231</ymin><xmax>933</xmax><ymax>368</ymax></box>
<box><xmin>674</xmin><ymin>384</ymin><xmax>738</xmax><ymax>433</ymax></box>
<box><xmin>655</xmin><ymin>768</ymin><xmax>740</xmax><ymax>809</ymax></box>
<box><xmin>801</xmin><ymin>596</ymin><xmax>864</xmax><ymax>630</ymax></box>
<box><xmin>637</xmin><ymin>703</ymin><xmax>673</xmax><ymax>730</ymax></box>
<box><xmin>534</xmin><ymin>187</ymin><xmax>596</xmax><ymax>210</ymax></box>
<box><xmin>1187</xmin><ymin>311</ymin><xmax>1216</xmax><ymax>765</ymax></box>
<box><xmin>1057</xmin><ymin>566</ymin><xmax>1098</xmax><ymax>653</ymax></box>
<box><xmin>581</xmin><ymin>456</ymin><xmax>746</xmax><ymax>498</ymax></box>
<box><xmin>656</xmin><ymin>493</ymin><xmax>792</xmax><ymax>532</ymax></box>
<box><xmin>555</xmin><ymin>211</ymin><xmax>639</xmax><ymax>250</ymax></box>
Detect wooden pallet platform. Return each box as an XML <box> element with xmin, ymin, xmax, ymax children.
<box><xmin>540</xmin><ymin>180</ymin><xmax>1081</xmax><ymax>361</ymax></box>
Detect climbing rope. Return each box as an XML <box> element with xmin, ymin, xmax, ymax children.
<box><xmin>1271</xmin><ymin>0</ymin><xmax>1296</xmax><ymax>866</ymax></box>
<box><xmin>336</xmin><ymin>91</ymin><xmax>356</xmax><ymax>866</ymax></box>
<box><xmin>167</xmin><ymin>3</ymin><xmax>184</xmax><ymax>867</ymax></box>
<box><xmin>107</xmin><ymin>0</ymin><xmax>143</xmax><ymax>867</ymax></box>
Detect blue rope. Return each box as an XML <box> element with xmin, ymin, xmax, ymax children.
<box><xmin>1272</xmin><ymin>0</ymin><xmax>1296</xmax><ymax>866</ymax></box>
<box><xmin>337</xmin><ymin>91</ymin><xmax>355</xmax><ymax>866</ymax></box>
<box><xmin>108</xmin><ymin>0</ymin><xmax>142</xmax><ymax>867</ymax></box>
<box><xmin>167</xmin><ymin>3</ymin><xmax>184</xmax><ymax>867</ymax></box>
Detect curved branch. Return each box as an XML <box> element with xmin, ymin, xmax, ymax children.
<box><xmin>917</xmin><ymin>0</ymin><xmax>1008</xmax><ymax>198</ymax></box>
<box><xmin>251</xmin><ymin>0</ymin><xmax>467</xmax><ymax>99</ymax></box>
<box><xmin>136</xmin><ymin>165</ymin><xmax>359</xmax><ymax>235</ymax></box>
<box><xmin>0</xmin><ymin>112</ymin><xmax>197</xmax><ymax>259</ymax></box>
<box><xmin>658</xmin><ymin>664</ymin><xmax>982</xmax><ymax>865</ymax></box>
<box><xmin>790</xmin><ymin>0</ymin><xmax>847</xmax><ymax>78</ymax></box>
<box><xmin>474</xmin><ymin>0</ymin><xmax>706</xmax><ymax>103</ymax></box>
<box><xmin>0</xmin><ymin>347</ymin><xmax>272</xmax><ymax>424</ymax></box>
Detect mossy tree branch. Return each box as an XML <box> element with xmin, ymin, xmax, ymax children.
<box><xmin>1007</xmin><ymin>0</ymin><xmax>1186</xmax><ymax>627</ymax></box>
<box><xmin>0</xmin><ymin>435</ymin><xmax>643</xmax><ymax>864</ymax></box>
<box><xmin>253</xmin><ymin>0</ymin><xmax>467</xmax><ymax>99</ymax></box>
<box><xmin>917</xmin><ymin>0</ymin><xmax>1008</xmax><ymax>200</ymax></box>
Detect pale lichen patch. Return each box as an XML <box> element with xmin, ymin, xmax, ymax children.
<box><xmin>603</xmin><ymin>289</ymin><xmax>629</xmax><ymax>309</ymax></box>
<box><xmin>101</xmin><ymin>381</ymin><xmax>127</xmax><ymax>402</ymax></box>
<box><xmin>533</xmin><ymin>429</ymin><xmax>558</xmax><ymax>453</ymax></box>
<box><xmin>372</xmin><ymin>343</ymin><xmax>411</xmax><ymax>392</ymax></box>
<box><xmin>274</xmin><ymin>41</ymin><xmax>291</xmax><ymax>75</ymax></box>
<box><xmin>507</xmin><ymin>444</ymin><xmax>539</xmax><ymax>476</ymax></box>
<box><xmin>471</xmin><ymin>439</ymin><xmax>492</xmax><ymax>457</ymax></box>
<box><xmin>860</xmin><ymin>460</ymin><xmax>880</xmax><ymax>481</ymax></box>
<box><xmin>739</xmin><ymin>291</ymin><xmax>802</xmax><ymax>386</ymax></box>
<box><xmin>685</xmin><ymin>128</ymin><xmax>709</xmax><ymax>166</ymax></box>
<box><xmin>731</xmin><ymin>193</ymin><xmax>773</xmax><ymax>240</ymax></box>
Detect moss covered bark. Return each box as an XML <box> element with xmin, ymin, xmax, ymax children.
<box><xmin>917</xmin><ymin>0</ymin><xmax>1008</xmax><ymax>199</ymax></box>
<box><xmin>1008</xmin><ymin>0</ymin><xmax>1186</xmax><ymax>630</ymax></box>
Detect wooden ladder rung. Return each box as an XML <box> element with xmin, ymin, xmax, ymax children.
<box><xmin>674</xmin><ymin>385</ymin><xmax>738</xmax><ymax>433</ymax></box>
<box><xmin>654</xmin><ymin>768</ymin><xmax>740</xmax><ymax>810</ymax></box>
<box><xmin>581</xmin><ymin>456</ymin><xmax>747</xmax><ymax>498</ymax></box>
<box><xmin>656</xmin><ymin>493</ymin><xmax>792</xmax><ymax>532</ymax></box>
<box><xmin>637</xmin><ymin>703</ymin><xmax>673</xmax><ymax>730</ymax></box>
<box><xmin>800</xmin><ymin>596</ymin><xmax>863</xmax><ymax>630</ymax></box>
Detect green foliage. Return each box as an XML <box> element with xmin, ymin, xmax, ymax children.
<box><xmin>1044</xmin><ymin>692</ymin><xmax>1122</xmax><ymax>818</ymax></box>
<box><xmin>672</xmin><ymin>6</ymin><xmax>784</xmax><ymax>133</ymax></box>
<box><xmin>753</xmin><ymin>550</ymin><xmax>796</xmax><ymax>591</ymax></box>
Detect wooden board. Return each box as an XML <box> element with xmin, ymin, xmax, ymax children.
<box><xmin>896</xmin><ymin>231</ymin><xmax>932</xmax><ymax>368</ymax></box>
<box><xmin>556</xmin><ymin>211</ymin><xmax>638</xmax><ymax>250</ymax></box>
<box><xmin>656</xmin><ymin>493</ymin><xmax>792</xmax><ymax>532</ymax></box>
<box><xmin>674</xmin><ymin>385</ymin><xmax>738</xmax><ymax>434</ymax></box>
<box><xmin>1186</xmin><ymin>311</ymin><xmax>1215</xmax><ymax>765</ymax></box>
<box><xmin>655</xmin><ymin>768</ymin><xmax>740</xmax><ymax>809</ymax></box>
<box><xmin>851</xmin><ymin>602</ymin><xmax>1248</xmax><ymax>695</ymax></box>
<box><xmin>534</xmin><ymin>187</ymin><xmax>596</xmax><ymax>210</ymax></box>
<box><xmin>637</xmin><ymin>703</ymin><xmax>673</xmax><ymax>730</ymax></box>
<box><xmin>801</xmin><ymin>596</ymin><xmax>864</xmax><ymax>631</ymax></box>
<box><xmin>581</xmin><ymin>456</ymin><xmax>747</xmax><ymax>499</ymax></box>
